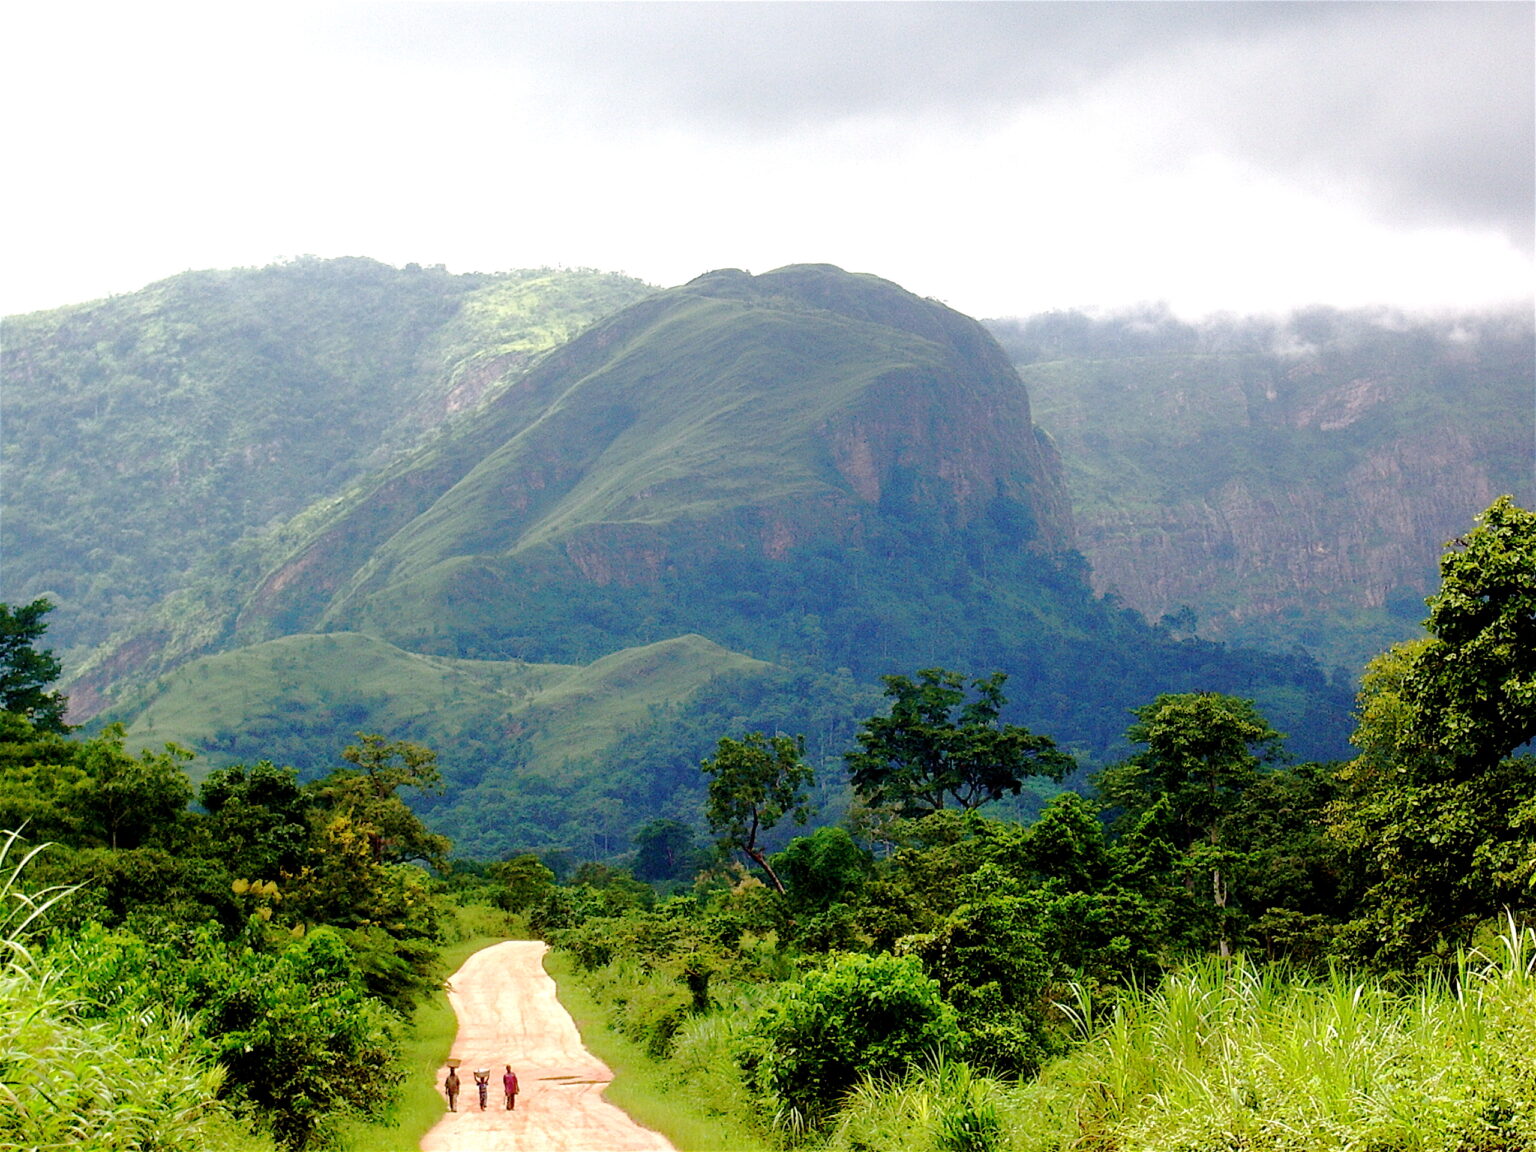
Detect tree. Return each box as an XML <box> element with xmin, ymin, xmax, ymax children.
<box><xmin>69</xmin><ymin>724</ymin><xmax>194</xmax><ymax>851</ymax></box>
<box><xmin>770</xmin><ymin>825</ymin><xmax>874</xmax><ymax>912</ymax></box>
<box><xmin>198</xmin><ymin>761</ymin><xmax>313</xmax><ymax>880</ymax></box>
<box><xmin>631</xmin><ymin>818</ymin><xmax>702</xmax><ymax>884</ymax></box>
<box><xmin>488</xmin><ymin>853</ymin><xmax>556</xmax><ymax>912</ymax></box>
<box><xmin>845</xmin><ymin>668</ymin><xmax>1072</xmax><ymax>816</ymax></box>
<box><xmin>1404</xmin><ymin>496</ymin><xmax>1536</xmax><ymax>776</ymax></box>
<box><xmin>1096</xmin><ymin>692</ymin><xmax>1284</xmax><ymax>956</ymax></box>
<box><xmin>0</xmin><ymin>598</ymin><xmax>68</xmax><ymax>733</ymax></box>
<box><xmin>307</xmin><ymin>734</ymin><xmax>449</xmax><ymax>869</ymax></box>
<box><xmin>701</xmin><ymin>732</ymin><xmax>813</xmax><ymax>894</ymax></box>
<box><xmin>737</xmin><ymin>952</ymin><xmax>959</xmax><ymax>1127</ymax></box>
<box><xmin>1324</xmin><ymin>500</ymin><xmax>1536</xmax><ymax>968</ymax></box>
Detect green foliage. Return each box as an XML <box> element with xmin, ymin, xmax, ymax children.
<box><xmin>0</xmin><ymin>714</ymin><xmax>460</xmax><ymax>1145</ymax></box>
<box><xmin>488</xmin><ymin>852</ymin><xmax>557</xmax><ymax>912</ymax></box>
<box><xmin>1405</xmin><ymin>495</ymin><xmax>1536</xmax><ymax>775</ymax></box>
<box><xmin>71</xmin><ymin>723</ymin><xmax>195</xmax><ymax>850</ymax></box>
<box><xmin>199</xmin><ymin>760</ymin><xmax>312</xmax><ymax>879</ymax></box>
<box><xmin>633</xmin><ymin>818</ymin><xmax>706</xmax><ymax>884</ymax></box>
<box><xmin>1329</xmin><ymin>500</ymin><xmax>1536</xmax><ymax>968</ymax></box>
<box><xmin>737</xmin><ymin>951</ymin><xmax>960</xmax><ymax>1129</ymax></box>
<box><xmin>0</xmin><ymin>597</ymin><xmax>67</xmax><ymax>732</ymax></box>
<box><xmin>0</xmin><ymin>711</ymin><xmax>88</xmax><ymax>840</ymax></box>
<box><xmin>771</xmin><ymin>825</ymin><xmax>874</xmax><ymax>912</ymax></box>
<box><xmin>1</xmin><ymin>259</ymin><xmax>652</xmax><ymax>680</ymax></box>
<box><xmin>702</xmin><ymin>732</ymin><xmax>814</xmax><ymax>894</ymax></box>
<box><xmin>1096</xmin><ymin>692</ymin><xmax>1286</xmax><ymax>954</ymax></box>
<box><xmin>307</xmin><ymin>733</ymin><xmax>449</xmax><ymax>869</ymax></box>
<box><xmin>61</xmin><ymin>920</ymin><xmax>399</xmax><ymax>1149</ymax></box>
<box><xmin>847</xmin><ymin>669</ymin><xmax>1073</xmax><ymax>816</ymax></box>
<box><xmin>0</xmin><ymin>832</ymin><xmax>276</xmax><ymax>1152</ymax></box>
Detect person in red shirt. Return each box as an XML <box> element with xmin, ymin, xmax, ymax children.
<box><xmin>503</xmin><ymin>1065</ymin><xmax>520</xmax><ymax>1110</ymax></box>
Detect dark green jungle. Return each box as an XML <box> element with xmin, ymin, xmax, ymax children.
<box><xmin>1</xmin><ymin>258</ymin><xmax>1533</xmax><ymax>1150</ymax></box>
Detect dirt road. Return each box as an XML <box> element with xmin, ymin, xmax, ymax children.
<box><xmin>420</xmin><ymin>940</ymin><xmax>677</xmax><ymax>1152</ymax></box>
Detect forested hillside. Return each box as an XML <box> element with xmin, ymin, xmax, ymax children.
<box><xmin>994</xmin><ymin>306</ymin><xmax>1535</xmax><ymax>673</ymax></box>
<box><xmin>8</xmin><ymin>263</ymin><xmax>1354</xmax><ymax>856</ymax></box>
<box><xmin>13</xmin><ymin>260</ymin><xmax>1531</xmax><ymax>857</ymax></box>
<box><xmin>0</xmin><ymin>257</ymin><xmax>654</xmax><ymax>694</ymax></box>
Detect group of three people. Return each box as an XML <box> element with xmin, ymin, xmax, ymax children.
<box><xmin>443</xmin><ymin>1064</ymin><xmax>519</xmax><ymax>1112</ymax></box>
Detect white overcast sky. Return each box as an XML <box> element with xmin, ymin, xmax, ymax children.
<box><xmin>3</xmin><ymin>2</ymin><xmax>1532</xmax><ymax>320</ymax></box>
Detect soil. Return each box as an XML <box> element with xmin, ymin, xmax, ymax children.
<box><xmin>420</xmin><ymin>940</ymin><xmax>677</xmax><ymax>1152</ymax></box>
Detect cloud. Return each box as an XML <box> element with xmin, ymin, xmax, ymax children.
<box><xmin>1</xmin><ymin>2</ymin><xmax>1528</xmax><ymax>317</ymax></box>
<box><xmin>338</xmin><ymin>2</ymin><xmax>1533</xmax><ymax>249</ymax></box>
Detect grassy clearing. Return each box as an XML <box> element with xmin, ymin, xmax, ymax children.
<box><xmin>340</xmin><ymin>907</ymin><xmax>520</xmax><ymax>1152</ymax></box>
<box><xmin>545</xmin><ymin>950</ymin><xmax>775</xmax><ymax>1152</ymax></box>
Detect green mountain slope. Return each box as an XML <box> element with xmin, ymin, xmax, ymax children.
<box><xmin>993</xmin><ymin>308</ymin><xmax>1535</xmax><ymax>672</ymax></box>
<box><xmin>115</xmin><ymin>266</ymin><xmax>1349</xmax><ymax>769</ymax></box>
<box><xmin>234</xmin><ymin>264</ymin><xmax>1074</xmax><ymax>658</ymax></box>
<box><xmin>14</xmin><ymin>262</ymin><xmax>1364</xmax><ymax>857</ymax></box>
<box><xmin>1</xmin><ymin>258</ymin><xmax>655</xmax><ymax>692</ymax></box>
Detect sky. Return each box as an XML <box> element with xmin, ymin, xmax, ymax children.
<box><xmin>4</xmin><ymin>1</ymin><xmax>1532</xmax><ymax>321</ymax></box>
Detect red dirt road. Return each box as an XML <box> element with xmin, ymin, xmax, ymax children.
<box><xmin>420</xmin><ymin>940</ymin><xmax>677</xmax><ymax>1152</ymax></box>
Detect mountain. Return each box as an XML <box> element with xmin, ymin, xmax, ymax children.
<box><xmin>231</xmin><ymin>263</ymin><xmax>1076</xmax><ymax>662</ymax></box>
<box><xmin>6</xmin><ymin>260</ymin><xmax>1355</xmax><ymax>858</ymax></box>
<box><xmin>991</xmin><ymin>307</ymin><xmax>1535</xmax><ymax>673</ymax></box>
<box><xmin>0</xmin><ymin>257</ymin><xmax>656</xmax><ymax>691</ymax></box>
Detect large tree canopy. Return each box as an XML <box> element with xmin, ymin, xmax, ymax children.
<box><xmin>1405</xmin><ymin>495</ymin><xmax>1536</xmax><ymax>776</ymax></box>
<box><xmin>1096</xmin><ymin>691</ymin><xmax>1286</xmax><ymax>955</ymax></box>
<box><xmin>701</xmin><ymin>732</ymin><xmax>814</xmax><ymax>894</ymax></box>
<box><xmin>846</xmin><ymin>668</ymin><xmax>1073</xmax><ymax>816</ymax></box>
<box><xmin>1329</xmin><ymin>498</ymin><xmax>1536</xmax><ymax>968</ymax></box>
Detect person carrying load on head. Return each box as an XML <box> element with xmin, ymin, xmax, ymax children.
<box><xmin>473</xmin><ymin>1068</ymin><xmax>491</xmax><ymax>1110</ymax></box>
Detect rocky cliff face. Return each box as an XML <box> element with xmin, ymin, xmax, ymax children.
<box><xmin>1010</xmin><ymin>310</ymin><xmax>1534</xmax><ymax>672</ymax></box>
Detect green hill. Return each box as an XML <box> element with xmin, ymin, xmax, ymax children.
<box><xmin>126</xmin><ymin>630</ymin><xmax>776</xmax><ymax>858</ymax></box>
<box><xmin>1</xmin><ymin>257</ymin><xmax>655</xmax><ymax>695</ymax></box>
<box><xmin>11</xmin><ymin>262</ymin><xmax>1364</xmax><ymax>857</ymax></box>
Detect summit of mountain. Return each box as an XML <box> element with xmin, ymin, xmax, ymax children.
<box><xmin>233</xmin><ymin>263</ymin><xmax>1076</xmax><ymax>662</ymax></box>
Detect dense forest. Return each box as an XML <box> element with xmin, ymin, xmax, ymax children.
<box><xmin>2</xmin><ymin>495</ymin><xmax>1531</xmax><ymax>1150</ymax></box>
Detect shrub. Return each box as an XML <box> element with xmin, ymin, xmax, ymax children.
<box><xmin>736</xmin><ymin>951</ymin><xmax>959</xmax><ymax>1128</ymax></box>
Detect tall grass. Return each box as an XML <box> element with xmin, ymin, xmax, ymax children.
<box><xmin>823</xmin><ymin>922</ymin><xmax>1536</xmax><ymax>1152</ymax></box>
<box><xmin>0</xmin><ymin>830</ymin><xmax>273</xmax><ymax>1152</ymax></box>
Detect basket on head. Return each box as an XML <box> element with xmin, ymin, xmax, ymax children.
<box><xmin>446</xmin><ymin>1059</ymin><xmax>462</xmax><ymax>1069</ymax></box>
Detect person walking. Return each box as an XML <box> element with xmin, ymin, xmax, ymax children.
<box><xmin>503</xmin><ymin>1064</ymin><xmax>519</xmax><ymax>1110</ymax></box>
<box><xmin>444</xmin><ymin>1067</ymin><xmax>460</xmax><ymax>1112</ymax></box>
<box><xmin>473</xmin><ymin>1068</ymin><xmax>491</xmax><ymax>1110</ymax></box>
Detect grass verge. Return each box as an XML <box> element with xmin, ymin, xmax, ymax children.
<box><xmin>544</xmin><ymin>949</ymin><xmax>773</xmax><ymax>1152</ymax></box>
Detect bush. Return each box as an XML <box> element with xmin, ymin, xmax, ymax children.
<box><xmin>736</xmin><ymin>951</ymin><xmax>960</xmax><ymax>1128</ymax></box>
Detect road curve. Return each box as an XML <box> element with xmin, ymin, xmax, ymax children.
<box><xmin>420</xmin><ymin>940</ymin><xmax>677</xmax><ymax>1152</ymax></box>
